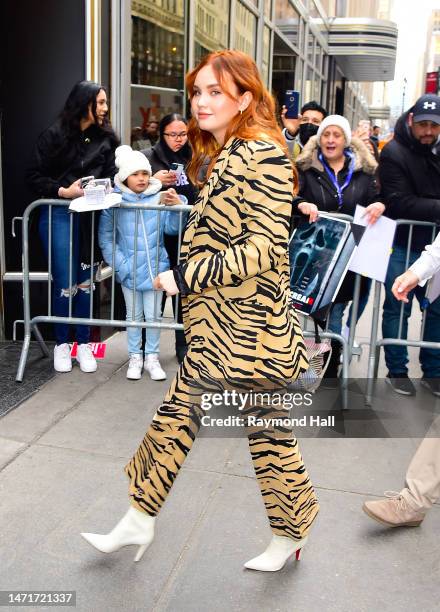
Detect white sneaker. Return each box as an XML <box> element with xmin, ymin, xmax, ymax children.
<box><xmin>144</xmin><ymin>354</ymin><xmax>166</xmax><ymax>381</ymax></box>
<box><xmin>127</xmin><ymin>354</ymin><xmax>143</xmax><ymax>380</ymax></box>
<box><xmin>76</xmin><ymin>343</ymin><xmax>97</xmax><ymax>373</ymax></box>
<box><xmin>53</xmin><ymin>343</ymin><xmax>72</xmax><ymax>373</ymax></box>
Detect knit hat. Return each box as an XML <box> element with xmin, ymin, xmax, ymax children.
<box><xmin>317</xmin><ymin>115</ymin><xmax>352</xmax><ymax>146</ymax></box>
<box><xmin>115</xmin><ymin>145</ymin><xmax>152</xmax><ymax>182</ymax></box>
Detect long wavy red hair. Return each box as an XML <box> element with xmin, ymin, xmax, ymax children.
<box><xmin>185</xmin><ymin>50</ymin><xmax>297</xmax><ymax>191</ymax></box>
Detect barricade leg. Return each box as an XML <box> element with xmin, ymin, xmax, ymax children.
<box><xmin>366</xmin><ymin>281</ymin><xmax>382</xmax><ymax>406</ymax></box>
<box><xmin>32</xmin><ymin>323</ymin><xmax>50</xmax><ymax>357</ymax></box>
<box><xmin>16</xmin><ymin>333</ymin><xmax>31</xmax><ymax>383</ymax></box>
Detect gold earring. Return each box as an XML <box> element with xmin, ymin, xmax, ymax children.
<box><xmin>239</xmin><ymin>109</ymin><xmax>243</xmax><ymax>115</ymax></box>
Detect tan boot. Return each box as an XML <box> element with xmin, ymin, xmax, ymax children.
<box><xmin>362</xmin><ymin>491</ymin><xmax>425</xmax><ymax>527</ymax></box>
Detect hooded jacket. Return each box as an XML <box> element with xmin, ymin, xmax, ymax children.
<box><xmin>293</xmin><ymin>135</ymin><xmax>380</xmax><ymax>215</ymax></box>
<box><xmin>378</xmin><ymin>111</ymin><xmax>440</xmax><ymax>251</ymax></box>
<box><xmin>98</xmin><ymin>176</ymin><xmax>186</xmax><ymax>291</ymax></box>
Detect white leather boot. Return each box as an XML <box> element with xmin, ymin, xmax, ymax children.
<box><xmin>244</xmin><ymin>535</ymin><xmax>308</xmax><ymax>572</ymax></box>
<box><xmin>81</xmin><ymin>506</ymin><xmax>155</xmax><ymax>562</ymax></box>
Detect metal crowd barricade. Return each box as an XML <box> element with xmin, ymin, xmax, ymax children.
<box><xmin>365</xmin><ymin>219</ymin><xmax>439</xmax><ymax>406</ymax></box>
<box><xmin>292</xmin><ymin>212</ymin><xmax>363</xmax><ymax>411</ymax></box>
<box><xmin>14</xmin><ymin>198</ymin><xmax>191</xmax><ymax>382</ymax></box>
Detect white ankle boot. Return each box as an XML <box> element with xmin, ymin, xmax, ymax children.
<box><xmin>81</xmin><ymin>506</ymin><xmax>155</xmax><ymax>562</ymax></box>
<box><xmin>244</xmin><ymin>535</ymin><xmax>308</xmax><ymax>572</ymax></box>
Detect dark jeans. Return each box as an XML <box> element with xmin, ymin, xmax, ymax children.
<box><xmin>39</xmin><ymin>205</ymin><xmax>93</xmax><ymax>345</ymax></box>
<box><xmin>382</xmin><ymin>245</ymin><xmax>440</xmax><ymax>377</ymax></box>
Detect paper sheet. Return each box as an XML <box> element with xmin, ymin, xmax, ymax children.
<box><xmin>69</xmin><ymin>192</ymin><xmax>122</xmax><ymax>212</ymax></box>
<box><xmin>348</xmin><ymin>205</ymin><xmax>396</xmax><ymax>282</ymax></box>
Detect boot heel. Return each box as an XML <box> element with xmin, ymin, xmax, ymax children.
<box><xmin>134</xmin><ymin>543</ymin><xmax>149</xmax><ymax>562</ymax></box>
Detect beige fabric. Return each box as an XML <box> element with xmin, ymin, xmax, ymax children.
<box><xmin>401</xmin><ymin>423</ymin><xmax>440</xmax><ymax>511</ymax></box>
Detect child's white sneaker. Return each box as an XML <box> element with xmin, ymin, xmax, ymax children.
<box><xmin>54</xmin><ymin>343</ymin><xmax>72</xmax><ymax>373</ymax></box>
<box><xmin>76</xmin><ymin>343</ymin><xmax>98</xmax><ymax>373</ymax></box>
<box><xmin>127</xmin><ymin>354</ymin><xmax>143</xmax><ymax>380</ymax></box>
<box><xmin>144</xmin><ymin>354</ymin><xmax>166</xmax><ymax>381</ymax></box>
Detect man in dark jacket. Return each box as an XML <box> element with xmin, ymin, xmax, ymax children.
<box><xmin>379</xmin><ymin>93</ymin><xmax>440</xmax><ymax>396</ymax></box>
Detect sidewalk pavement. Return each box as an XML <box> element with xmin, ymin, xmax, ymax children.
<box><xmin>1</xmin><ymin>308</ymin><xmax>440</xmax><ymax>611</ymax></box>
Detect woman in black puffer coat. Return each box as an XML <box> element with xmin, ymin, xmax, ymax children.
<box><xmin>27</xmin><ymin>81</ymin><xmax>118</xmax><ymax>374</ymax></box>
<box><xmin>293</xmin><ymin>115</ymin><xmax>385</xmax><ymax>377</ymax></box>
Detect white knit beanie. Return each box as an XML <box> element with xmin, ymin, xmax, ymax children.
<box><xmin>317</xmin><ymin>115</ymin><xmax>352</xmax><ymax>146</ymax></box>
<box><xmin>115</xmin><ymin>145</ymin><xmax>152</xmax><ymax>182</ymax></box>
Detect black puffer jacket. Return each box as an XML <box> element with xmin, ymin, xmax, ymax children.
<box><xmin>27</xmin><ymin>119</ymin><xmax>118</xmax><ymax>262</ymax></box>
<box><xmin>293</xmin><ymin>135</ymin><xmax>381</xmax><ymax>303</ymax></box>
<box><xmin>378</xmin><ymin>111</ymin><xmax>440</xmax><ymax>251</ymax></box>
<box><xmin>27</xmin><ymin>120</ymin><xmax>118</xmax><ymax>198</ymax></box>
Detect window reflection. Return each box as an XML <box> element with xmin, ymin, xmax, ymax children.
<box><xmin>275</xmin><ymin>0</ymin><xmax>300</xmax><ymax>48</ymax></box>
<box><xmin>194</xmin><ymin>0</ymin><xmax>229</xmax><ymax>65</ymax></box>
<box><xmin>131</xmin><ymin>0</ymin><xmax>185</xmax><ymax>142</ymax></box>
<box><xmin>235</xmin><ymin>2</ymin><xmax>257</xmax><ymax>57</ymax></box>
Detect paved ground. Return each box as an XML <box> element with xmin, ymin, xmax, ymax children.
<box><xmin>1</xmin><ymin>297</ymin><xmax>440</xmax><ymax>612</ymax></box>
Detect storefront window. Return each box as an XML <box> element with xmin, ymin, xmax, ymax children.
<box><xmin>274</xmin><ymin>0</ymin><xmax>300</xmax><ymax>48</ymax></box>
<box><xmin>235</xmin><ymin>2</ymin><xmax>257</xmax><ymax>58</ymax></box>
<box><xmin>194</xmin><ymin>0</ymin><xmax>229</xmax><ymax>66</ymax></box>
<box><xmin>130</xmin><ymin>0</ymin><xmax>185</xmax><ymax>137</ymax></box>
<box><xmin>264</xmin><ymin>0</ymin><xmax>272</xmax><ymax>20</ymax></box>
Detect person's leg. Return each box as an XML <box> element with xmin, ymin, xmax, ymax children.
<box><xmin>416</xmin><ymin>288</ymin><xmax>440</xmax><ymax>379</ymax></box>
<box><xmin>362</xmin><ymin>431</ymin><xmax>440</xmax><ymax>527</ymax></box>
<box><xmin>121</xmin><ymin>286</ymin><xmax>143</xmax><ymax>356</ymax></box>
<box><xmin>143</xmin><ymin>290</ymin><xmax>167</xmax><ymax>380</ymax></box>
<box><xmin>401</xmin><ymin>436</ymin><xmax>440</xmax><ymax>511</ymax></box>
<box><xmin>143</xmin><ymin>289</ymin><xmax>162</xmax><ymax>356</ymax></box>
<box><xmin>382</xmin><ymin>247</ymin><xmax>418</xmax><ymax>376</ymax></box>
<box><xmin>73</xmin><ymin>263</ymin><xmax>97</xmax><ymax>345</ymax></box>
<box><xmin>39</xmin><ymin>206</ymin><xmax>79</xmax><ymax>345</ymax></box>
<box><xmin>345</xmin><ymin>277</ymin><xmax>372</xmax><ymax>328</ymax></box>
<box><xmin>248</xmin><ymin>434</ymin><xmax>319</xmax><ymax>540</ymax></box>
<box><xmin>323</xmin><ymin>302</ymin><xmax>346</xmax><ymax>380</ymax></box>
<box><xmin>125</xmin><ymin>365</ymin><xmax>200</xmax><ymax>515</ymax></box>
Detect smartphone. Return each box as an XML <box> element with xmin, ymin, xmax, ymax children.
<box><xmin>284</xmin><ymin>90</ymin><xmax>300</xmax><ymax>119</ymax></box>
<box><xmin>170</xmin><ymin>162</ymin><xmax>184</xmax><ymax>176</ymax></box>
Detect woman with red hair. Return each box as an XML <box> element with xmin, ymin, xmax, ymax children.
<box><xmin>81</xmin><ymin>50</ymin><xmax>319</xmax><ymax>572</ymax></box>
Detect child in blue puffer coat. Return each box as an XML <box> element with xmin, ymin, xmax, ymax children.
<box><xmin>99</xmin><ymin>145</ymin><xmax>187</xmax><ymax>381</ymax></box>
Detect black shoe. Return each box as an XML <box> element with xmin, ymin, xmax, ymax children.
<box><xmin>385</xmin><ymin>373</ymin><xmax>416</xmax><ymax>396</ymax></box>
<box><xmin>420</xmin><ymin>377</ymin><xmax>440</xmax><ymax>397</ymax></box>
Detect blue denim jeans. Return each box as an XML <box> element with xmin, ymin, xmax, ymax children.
<box><xmin>382</xmin><ymin>245</ymin><xmax>440</xmax><ymax>377</ymax></box>
<box><xmin>121</xmin><ymin>286</ymin><xmax>162</xmax><ymax>355</ymax></box>
<box><xmin>39</xmin><ymin>206</ymin><xmax>93</xmax><ymax>345</ymax></box>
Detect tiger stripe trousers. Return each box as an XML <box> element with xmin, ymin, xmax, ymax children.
<box><xmin>125</xmin><ymin>364</ymin><xmax>319</xmax><ymax>541</ymax></box>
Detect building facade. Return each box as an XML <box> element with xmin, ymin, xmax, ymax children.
<box><xmin>0</xmin><ymin>0</ymin><xmax>397</xmax><ymax>340</ymax></box>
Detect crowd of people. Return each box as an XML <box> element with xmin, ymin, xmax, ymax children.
<box><xmin>26</xmin><ymin>50</ymin><xmax>440</xmax><ymax>571</ymax></box>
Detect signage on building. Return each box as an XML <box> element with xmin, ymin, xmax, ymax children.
<box><xmin>425</xmin><ymin>71</ymin><xmax>439</xmax><ymax>94</ymax></box>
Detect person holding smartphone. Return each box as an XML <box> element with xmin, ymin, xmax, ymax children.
<box><xmin>281</xmin><ymin>100</ymin><xmax>328</xmax><ymax>160</ymax></box>
<box><xmin>27</xmin><ymin>81</ymin><xmax>118</xmax><ymax>374</ymax></box>
<box><xmin>142</xmin><ymin>114</ymin><xmax>198</xmax><ymax>363</ymax></box>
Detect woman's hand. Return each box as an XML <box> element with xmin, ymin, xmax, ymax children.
<box><xmin>281</xmin><ymin>106</ymin><xmax>301</xmax><ymax>137</ymax></box>
<box><xmin>392</xmin><ymin>270</ymin><xmax>420</xmax><ymax>303</ymax></box>
<box><xmin>297</xmin><ymin>201</ymin><xmax>319</xmax><ymax>223</ymax></box>
<box><xmin>59</xmin><ymin>179</ymin><xmax>83</xmax><ymax>199</ymax></box>
<box><xmin>363</xmin><ymin>202</ymin><xmax>385</xmax><ymax>225</ymax></box>
<box><xmin>161</xmin><ymin>188</ymin><xmax>181</xmax><ymax>206</ymax></box>
<box><xmin>154</xmin><ymin>169</ymin><xmax>177</xmax><ymax>187</ymax></box>
<box><xmin>153</xmin><ymin>270</ymin><xmax>179</xmax><ymax>296</ymax></box>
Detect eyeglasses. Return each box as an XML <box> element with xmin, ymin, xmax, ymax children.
<box><xmin>163</xmin><ymin>132</ymin><xmax>188</xmax><ymax>140</ymax></box>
